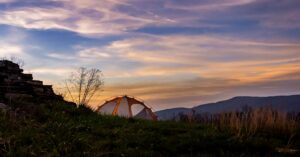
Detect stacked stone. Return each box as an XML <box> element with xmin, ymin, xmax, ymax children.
<box><xmin>0</xmin><ymin>60</ymin><xmax>59</xmax><ymax>100</ymax></box>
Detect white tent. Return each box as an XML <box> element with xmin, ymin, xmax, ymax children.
<box><xmin>96</xmin><ymin>96</ymin><xmax>157</xmax><ymax>120</ymax></box>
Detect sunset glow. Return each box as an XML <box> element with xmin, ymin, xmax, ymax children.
<box><xmin>0</xmin><ymin>0</ymin><xmax>300</xmax><ymax>111</ymax></box>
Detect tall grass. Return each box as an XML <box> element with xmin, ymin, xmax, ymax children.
<box><xmin>177</xmin><ymin>106</ymin><xmax>300</xmax><ymax>143</ymax></box>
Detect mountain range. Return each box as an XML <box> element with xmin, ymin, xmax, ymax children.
<box><xmin>155</xmin><ymin>95</ymin><xmax>300</xmax><ymax>120</ymax></box>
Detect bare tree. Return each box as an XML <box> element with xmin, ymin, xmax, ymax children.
<box><xmin>65</xmin><ymin>67</ymin><xmax>104</xmax><ymax>106</ymax></box>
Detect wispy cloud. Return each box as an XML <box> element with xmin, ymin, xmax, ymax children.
<box><xmin>0</xmin><ymin>43</ymin><xmax>23</xmax><ymax>55</ymax></box>
<box><xmin>69</xmin><ymin>34</ymin><xmax>300</xmax><ymax>109</ymax></box>
<box><xmin>0</xmin><ymin>0</ymin><xmax>299</xmax><ymax>110</ymax></box>
<box><xmin>95</xmin><ymin>68</ymin><xmax>300</xmax><ymax>109</ymax></box>
<box><xmin>29</xmin><ymin>67</ymin><xmax>73</xmax><ymax>76</ymax></box>
<box><xmin>0</xmin><ymin>27</ymin><xmax>26</xmax><ymax>57</ymax></box>
<box><xmin>89</xmin><ymin>34</ymin><xmax>300</xmax><ymax>64</ymax></box>
<box><xmin>165</xmin><ymin>0</ymin><xmax>256</xmax><ymax>11</ymax></box>
<box><xmin>0</xmin><ymin>0</ymin><xmax>14</xmax><ymax>3</ymax></box>
<box><xmin>0</xmin><ymin>0</ymin><xmax>172</xmax><ymax>36</ymax></box>
<box><xmin>0</xmin><ymin>0</ymin><xmax>299</xmax><ymax>37</ymax></box>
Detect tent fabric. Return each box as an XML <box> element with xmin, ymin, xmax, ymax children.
<box><xmin>96</xmin><ymin>95</ymin><xmax>157</xmax><ymax>120</ymax></box>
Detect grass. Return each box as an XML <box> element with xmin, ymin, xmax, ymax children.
<box><xmin>0</xmin><ymin>98</ymin><xmax>299</xmax><ymax>157</ymax></box>
<box><xmin>177</xmin><ymin>107</ymin><xmax>300</xmax><ymax>140</ymax></box>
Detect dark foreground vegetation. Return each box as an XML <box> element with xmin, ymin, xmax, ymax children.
<box><xmin>0</xmin><ymin>98</ymin><xmax>299</xmax><ymax>157</ymax></box>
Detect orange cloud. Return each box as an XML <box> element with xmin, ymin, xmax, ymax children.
<box><xmin>63</xmin><ymin>34</ymin><xmax>300</xmax><ymax>110</ymax></box>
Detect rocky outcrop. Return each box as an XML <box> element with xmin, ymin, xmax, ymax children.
<box><xmin>0</xmin><ymin>60</ymin><xmax>62</xmax><ymax>102</ymax></box>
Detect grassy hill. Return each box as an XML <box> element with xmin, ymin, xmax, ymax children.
<box><xmin>0</xmin><ymin>98</ymin><xmax>299</xmax><ymax>157</ymax></box>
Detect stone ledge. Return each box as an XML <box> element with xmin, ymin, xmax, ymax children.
<box><xmin>0</xmin><ymin>60</ymin><xmax>60</xmax><ymax>100</ymax></box>
<box><xmin>5</xmin><ymin>93</ymin><xmax>33</xmax><ymax>99</ymax></box>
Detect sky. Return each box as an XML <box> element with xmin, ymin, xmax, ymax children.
<box><xmin>0</xmin><ymin>0</ymin><xmax>300</xmax><ymax>111</ymax></box>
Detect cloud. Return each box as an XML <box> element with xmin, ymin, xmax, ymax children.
<box><xmin>96</xmin><ymin>65</ymin><xmax>300</xmax><ymax>110</ymax></box>
<box><xmin>0</xmin><ymin>0</ymin><xmax>299</xmax><ymax>110</ymax></box>
<box><xmin>96</xmin><ymin>34</ymin><xmax>300</xmax><ymax>65</ymax></box>
<box><xmin>165</xmin><ymin>0</ymin><xmax>256</xmax><ymax>11</ymax></box>
<box><xmin>0</xmin><ymin>43</ymin><xmax>23</xmax><ymax>55</ymax></box>
<box><xmin>91</xmin><ymin>76</ymin><xmax>238</xmax><ymax>109</ymax></box>
<box><xmin>0</xmin><ymin>7</ymin><xmax>75</xmax><ymax>30</ymax></box>
<box><xmin>0</xmin><ymin>0</ymin><xmax>172</xmax><ymax>36</ymax></box>
<box><xmin>72</xmin><ymin>34</ymin><xmax>300</xmax><ymax>82</ymax></box>
<box><xmin>78</xmin><ymin>48</ymin><xmax>111</xmax><ymax>59</ymax></box>
<box><xmin>162</xmin><ymin>0</ymin><xmax>300</xmax><ymax>32</ymax></box>
<box><xmin>0</xmin><ymin>0</ymin><xmax>299</xmax><ymax>37</ymax></box>
<box><xmin>0</xmin><ymin>0</ymin><xmax>14</xmax><ymax>3</ymax></box>
<box><xmin>93</xmin><ymin>66</ymin><xmax>300</xmax><ymax>110</ymax></box>
<box><xmin>0</xmin><ymin>27</ymin><xmax>26</xmax><ymax>58</ymax></box>
<box><xmin>0</xmin><ymin>27</ymin><xmax>295</xmax><ymax>109</ymax></box>
<box><xmin>260</xmin><ymin>9</ymin><xmax>300</xmax><ymax>29</ymax></box>
<box><xmin>29</xmin><ymin>67</ymin><xmax>73</xmax><ymax>76</ymax></box>
<box><xmin>70</xmin><ymin>34</ymin><xmax>300</xmax><ymax>109</ymax></box>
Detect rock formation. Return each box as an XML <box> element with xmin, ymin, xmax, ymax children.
<box><xmin>0</xmin><ymin>60</ymin><xmax>62</xmax><ymax>102</ymax></box>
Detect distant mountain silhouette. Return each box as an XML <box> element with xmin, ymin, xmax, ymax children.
<box><xmin>156</xmin><ymin>95</ymin><xmax>300</xmax><ymax>120</ymax></box>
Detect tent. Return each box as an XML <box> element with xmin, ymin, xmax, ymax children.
<box><xmin>96</xmin><ymin>95</ymin><xmax>157</xmax><ymax>120</ymax></box>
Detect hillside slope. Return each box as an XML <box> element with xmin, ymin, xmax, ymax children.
<box><xmin>1</xmin><ymin>99</ymin><xmax>299</xmax><ymax>157</ymax></box>
<box><xmin>156</xmin><ymin>95</ymin><xmax>300</xmax><ymax>120</ymax></box>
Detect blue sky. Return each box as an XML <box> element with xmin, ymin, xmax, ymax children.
<box><xmin>0</xmin><ymin>0</ymin><xmax>300</xmax><ymax>110</ymax></box>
